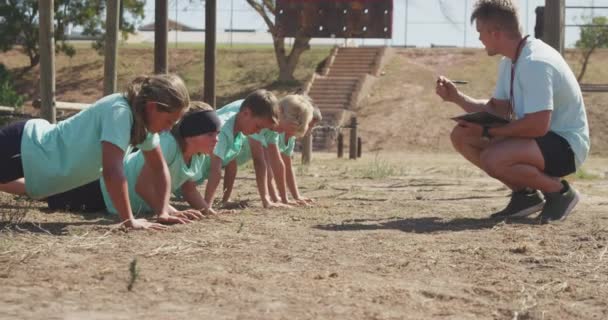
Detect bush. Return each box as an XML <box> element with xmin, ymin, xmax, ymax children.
<box><xmin>0</xmin><ymin>64</ymin><xmax>24</xmax><ymax>108</ymax></box>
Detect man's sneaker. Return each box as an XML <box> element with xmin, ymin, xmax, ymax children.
<box><xmin>538</xmin><ymin>180</ymin><xmax>580</xmax><ymax>224</ymax></box>
<box><xmin>490</xmin><ymin>189</ymin><xmax>545</xmax><ymax>219</ymax></box>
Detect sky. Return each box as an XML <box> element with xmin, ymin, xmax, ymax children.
<box><xmin>138</xmin><ymin>0</ymin><xmax>608</xmax><ymax>48</ymax></box>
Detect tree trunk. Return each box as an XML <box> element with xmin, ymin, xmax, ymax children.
<box><xmin>272</xmin><ymin>34</ymin><xmax>311</xmax><ymax>82</ymax></box>
<box><xmin>577</xmin><ymin>46</ymin><xmax>595</xmax><ymax>82</ymax></box>
<box><xmin>28</xmin><ymin>52</ymin><xmax>40</xmax><ymax>68</ymax></box>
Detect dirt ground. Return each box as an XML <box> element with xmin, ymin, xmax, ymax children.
<box><xmin>2</xmin><ymin>48</ymin><xmax>608</xmax><ymax>319</ymax></box>
<box><xmin>1</xmin><ymin>152</ymin><xmax>607</xmax><ymax>320</ymax></box>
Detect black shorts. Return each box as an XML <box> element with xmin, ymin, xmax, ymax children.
<box><xmin>535</xmin><ymin>131</ymin><xmax>576</xmax><ymax>177</ymax></box>
<box><xmin>0</xmin><ymin>120</ymin><xmax>27</xmax><ymax>183</ymax></box>
<box><xmin>46</xmin><ymin>180</ymin><xmax>107</xmax><ymax>212</ymax></box>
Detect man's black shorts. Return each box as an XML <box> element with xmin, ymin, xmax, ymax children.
<box><xmin>535</xmin><ymin>131</ymin><xmax>576</xmax><ymax>177</ymax></box>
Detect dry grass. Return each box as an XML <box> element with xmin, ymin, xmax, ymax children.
<box><xmin>0</xmin><ymin>152</ymin><xmax>606</xmax><ymax>319</ymax></box>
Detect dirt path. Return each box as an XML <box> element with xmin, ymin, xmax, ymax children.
<box><xmin>1</xmin><ymin>152</ymin><xmax>607</xmax><ymax>320</ymax></box>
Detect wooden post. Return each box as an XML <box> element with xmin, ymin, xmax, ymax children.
<box><xmin>104</xmin><ymin>0</ymin><xmax>120</xmax><ymax>95</ymax></box>
<box><xmin>39</xmin><ymin>0</ymin><xmax>56</xmax><ymax>123</ymax></box>
<box><xmin>337</xmin><ymin>132</ymin><xmax>343</xmax><ymax>158</ymax></box>
<box><xmin>349</xmin><ymin>117</ymin><xmax>358</xmax><ymax>160</ymax></box>
<box><xmin>154</xmin><ymin>0</ymin><xmax>168</xmax><ymax>74</ymax></box>
<box><xmin>302</xmin><ymin>132</ymin><xmax>313</xmax><ymax>164</ymax></box>
<box><xmin>543</xmin><ymin>0</ymin><xmax>565</xmax><ymax>54</ymax></box>
<box><xmin>204</xmin><ymin>0</ymin><xmax>217</xmax><ymax>107</ymax></box>
<box><xmin>357</xmin><ymin>137</ymin><xmax>362</xmax><ymax>158</ymax></box>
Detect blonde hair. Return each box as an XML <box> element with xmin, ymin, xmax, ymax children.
<box><xmin>471</xmin><ymin>0</ymin><xmax>521</xmax><ymax>37</ymax></box>
<box><xmin>124</xmin><ymin>74</ymin><xmax>190</xmax><ymax>145</ymax></box>
<box><xmin>171</xmin><ymin>101</ymin><xmax>214</xmax><ymax>152</ymax></box>
<box><xmin>279</xmin><ymin>94</ymin><xmax>314</xmax><ymax>138</ymax></box>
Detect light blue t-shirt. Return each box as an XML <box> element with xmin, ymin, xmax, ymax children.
<box><xmin>191</xmin><ymin>100</ymin><xmax>246</xmax><ymax>187</ymax></box>
<box><xmin>100</xmin><ymin>132</ymin><xmax>209</xmax><ymax>214</ymax></box>
<box><xmin>213</xmin><ymin>100</ymin><xmax>247</xmax><ymax>167</ymax></box>
<box><xmin>493</xmin><ymin>38</ymin><xmax>590</xmax><ymax>168</ymax></box>
<box><xmin>235</xmin><ymin>129</ymin><xmax>297</xmax><ymax>166</ymax></box>
<box><xmin>20</xmin><ymin>93</ymin><xmax>159</xmax><ymax>199</ymax></box>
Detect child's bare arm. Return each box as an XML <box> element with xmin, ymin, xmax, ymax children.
<box><xmin>222</xmin><ymin>160</ymin><xmax>237</xmax><ymax>204</ymax></box>
<box><xmin>266</xmin><ymin>144</ymin><xmax>289</xmax><ymax>204</ymax></box>
<box><xmin>204</xmin><ymin>154</ymin><xmax>223</xmax><ymax>209</ymax></box>
<box><xmin>102</xmin><ymin>142</ymin><xmax>166</xmax><ymax>230</ymax></box>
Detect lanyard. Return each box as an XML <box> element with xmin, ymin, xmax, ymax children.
<box><xmin>509</xmin><ymin>35</ymin><xmax>530</xmax><ymax>120</ymax></box>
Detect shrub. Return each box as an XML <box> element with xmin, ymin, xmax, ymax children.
<box><xmin>0</xmin><ymin>64</ymin><xmax>24</xmax><ymax>108</ymax></box>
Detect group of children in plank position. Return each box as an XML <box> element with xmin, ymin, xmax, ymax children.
<box><xmin>0</xmin><ymin>74</ymin><xmax>320</xmax><ymax>230</ymax></box>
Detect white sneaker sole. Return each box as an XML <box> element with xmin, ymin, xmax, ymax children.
<box><xmin>559</xmin><ymin>189</ymin><xmax>580</xmax><ymax>221</ymax></box>
<box><xmin>510</xmin><ymin>201</ymin><xmax>546</xmax><ymax>218</ymax></box>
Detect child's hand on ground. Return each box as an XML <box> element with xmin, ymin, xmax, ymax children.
<box><xmin>295</xmin><ymin>197</ymin><xmax>314</xmax><ymax>206</ymax></box>
<box><xmin>157</xmin><ymin>213</ymin><xmax>191</xmax><ymax>225</ymax></box>
<box><xmin>125</xmin><ymin>218</ymin><xmax>168</xmax><ymax>231</ymax></box>
<box><xmin>172</xmin><ymin>209</ymin><xmax>204</xmax><ymax>220</ymax></box>
<box><xmin>265</xmin><ymin>201</ymin><xmax>292</xmax><ymax>209</ymax></box>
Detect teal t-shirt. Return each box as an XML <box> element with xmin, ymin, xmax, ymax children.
<box><xmin>20</xmin><ymin>93</ymin><xmax>159</xmax><ymax>199</ymax></box>
<box><xmin>191</xmin><ymin>99</ymin><xmax>246</xmax><ymax>187</ymax></box>
<box><xmin>100</xmin><ymin>132</ymin><xmax>209</xmax><ymax>214</ymax></box>
<box><xmin>493</xmin><ymin>38</ymin><xmax>590</xmax><ymax>169</ymax></box>
<box><xmin>267</xmin><ymin>131</ymin><xmax>296</xmax><ymax>157</ymax></box>
<box><xmin>213</xmin><ymin>100</ymin><xmax>247</xmax><ymax>167</ymax></box>
<box><xmin>234</xmin><ymin>129</ymin><xmax>296</xmax><ymax>167</ymax></box>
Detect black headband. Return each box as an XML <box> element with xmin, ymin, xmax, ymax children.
<box><xmin>179</xmin><ymin>110</ymin><xmax>221</xmax><ymax>138</ymax></box>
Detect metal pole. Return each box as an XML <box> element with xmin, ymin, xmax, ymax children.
<box><xmin>39</xmin><ymin>0</ymin><xmax>56</xmax><ymax>123</ymax></box>
<box><xmin>104</xmin><ymin>0</ymin><xmax>120</xmax><ymax>95</ymax></box>
<box><xmin>463</xmin><ymin>0</ymin><xmax>468</xmax><ymax>48</ymax></box>
<box><xmin>230</xmin><ymin>0</ymin><xmax>234</xmax><ymax>47</ymax></box>
<box><xmin>526</xmin><ymin>0</ymin><xmax>529</xmax><ymax>35</ymax></box>
<box><xmin>175</xmin><ymin>0</ymin><xmax>178</xmax><ymax>48</ymax></box>
<box><xmin>155</xmin><ymin>0</ymin><xmax>168</xmax><ymax>74</ymax></box>
<box><xmin>204</xmin><ymin>0</ymin><xmax>217</xmax><ymax>107</ymax></box>
<box><xmin>404</xmin><ymin>0</ymin><xmax>408</xmax><ymax>47</ymax></box>
<box><xmin>337</xmin><ymin>133</ymin><xmax>343</xmax><ymax>158</ymax></box>
<box><xmin>349</xmin><ymin>118</ymin><xmax>358</xmax><ymax>160</ymax></box>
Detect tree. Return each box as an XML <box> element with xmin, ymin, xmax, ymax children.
<box><xmin>0</xmin><ymin>0</ymin><xmax>145</xmax><ymax>68</ymax></box>
<box><xmin>575</xmin><ymin>16</ymin><xmax>608</xmax><ymax>82</ymax></box>
<box><xmin>245</xmin><ymin>0</ymin><xmax>311</xmax><ymax>82</ymax></box>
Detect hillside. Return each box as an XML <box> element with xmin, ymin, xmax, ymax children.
<box><xmin>3</xmin><ymin>45</ymin><xmax>608</xmax><ymax>155</ymax></box>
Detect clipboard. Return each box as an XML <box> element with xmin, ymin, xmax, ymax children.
<box><xmin>451</xmin><ymin>111</ymin><xmax>509</xmax><ymax>126</ymax></box>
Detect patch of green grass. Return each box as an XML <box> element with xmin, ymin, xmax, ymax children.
<box><xmin>572</xmin><ymin>167</ymin><xmax>600</xmax><ymax>180</ymax></box>
<box><xmin>356</xmin><ymin>157</ymin><xmax>403</xmax><ymax>179</ymax></box>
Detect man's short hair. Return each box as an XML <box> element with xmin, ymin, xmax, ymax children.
<box><xmin>470</xmin><ymin>0</ymin><xmax>521</xmax><ymax>36</ymax></box>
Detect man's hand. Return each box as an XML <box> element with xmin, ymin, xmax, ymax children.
<box><xmin>456</xmin><ymin>120</ymin><xmax>484</xmax><ymax>137</ymax></box>
<box><xmin>436</xmin><ymin>76</ymin><xmax>460</xmax><ymax>103</ymax></box>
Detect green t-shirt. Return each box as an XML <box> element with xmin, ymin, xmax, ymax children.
<box><xmin>100</xmin><ymin>132</ymin><xmax>209</xmax><ymax>214</ymax></box>
<box><xmin>250</xmin><ymin>129</ymin><xmax>296</xmax><ymax>156</ymax></box>
<box><xmin>213</xmin><ymin>100</ymin><xmax>246</xmax><ymax>167</ymax></box>
<box><xmin>20</xmin><ymin>93</ymin><xmax>159</xmax><ymax>199</ymax></box>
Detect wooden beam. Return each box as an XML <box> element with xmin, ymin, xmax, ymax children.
<box><xmin>155</xmin><ymin>0</ymin><xmax>168</xmax><ymax>74</ymax></box>
<box><xmin>543</xmin><ymin>0</ymin><xmax>565</xmax><ymax>54</ymax></box>
<box><xmin>204</xmin><ymin>0</ymin><xmax>217</xmax><ymax>107</ymax></box>
<box><xmin>39</xmin><ymin>0</ymin><xmax>56</xmax><ymax>123</ymax></box>
<box><xmin>302</xmin><ymin>133</ymin><xmax>313</xmax><ymax>164</ymax></box>
<box><xmin>104</xmin><ymin>0</ymin><xmax>120</xmax><ymax>94</ymax></box>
